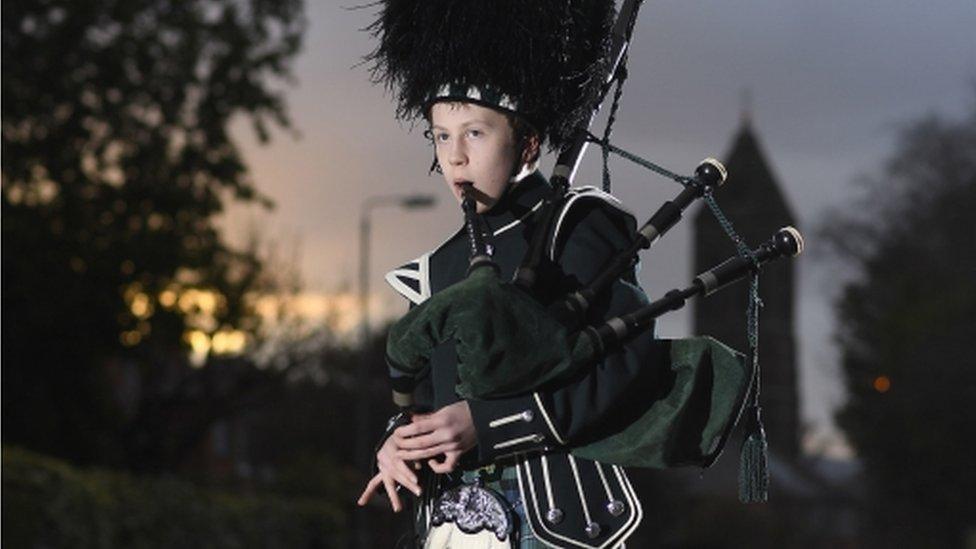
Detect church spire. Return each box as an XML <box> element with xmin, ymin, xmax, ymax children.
<box><xmin>740</xmin><ymin>87</ymin><xmax>753</xmax><ymax>128</ymax></box>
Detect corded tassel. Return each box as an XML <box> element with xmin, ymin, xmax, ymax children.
<box><xmin>738</xmin><ymin>405</ymin><xmax>768</xmax><ymax>503</ymax></box>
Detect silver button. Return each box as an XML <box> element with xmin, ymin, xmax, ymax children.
<box><xmin>606</xmin><ymin>500</ymin><xmax>625</xmax><ymax>516</ymax></box>
<box><xmin>546</xmin><ymin>508</ymin><xmax>564</xmax><ymax>524</ymax></box>
<box><xmin>585</xmin><ymin>522</ymin><xmax>602</xmax><ymax>538</ymax></box>
<box><xmin>520</xmin><ymin>410</ymin><xmax>534</xmax><ymax>422</ymax></box>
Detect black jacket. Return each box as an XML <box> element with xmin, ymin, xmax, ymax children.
<box><xmin>385</xmin><ymin>171</ymin><xmax>659</xmax><ymax>547</ymax></box>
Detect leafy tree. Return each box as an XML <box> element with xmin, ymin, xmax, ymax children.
<box><xmin>824</xmin><ymin>95</ymin><xmax>976</xmax><ymax>548</ymax></box>
<box><xmin>2</xmin><ymin>0</ymin><xmax>305</xmax><ymax>470</ymax></box>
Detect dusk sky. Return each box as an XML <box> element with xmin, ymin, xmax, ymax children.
<box><xmin>219</xmin><ymin>1</ymin><xmax>976</xmax><ymax>456</ymax></box>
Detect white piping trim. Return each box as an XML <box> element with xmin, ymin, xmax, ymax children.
<box><xmin>392</xmin><ymin>268</ymin><xmax>421</xmax><ymax>280</ymax></box>
<box><xmin>418</xmin><ymin>252</ymin><xmax>431</xmax><ymax>301</ymax></box>
<box><xmin>383</xmin><ymin>252</ymin><xmax>432</xmax><ymax>305</ymax></box>
<box><xmin>493</xmin><ymin>433</ymin><xmax>543</xmax><ymax>450</ymax></box>
<box><xmin>392</xmin><ymin>225</ymin><xmax>465</xmax><ymax>303</ymax></box>
<box><xmin>541</xmin><ymin>455</ymin><xmax>557</xmax><ymax>514</ymax></box>
<box><xmin>612</xmin><ymin>465</ymin><xmax>643</xmax><ymax>543</ymax></box>
<box><xmin>384</xmin><ymin>269</ymin><xmax>423</xmax><ymax>305</ymax></box>
<box><xmin>521</xmin><ymin>459</ymin><xmax>587</xmax><ymax>549</ymax></box>
<box><xmin>510</xmin><ymin>163</ymin><xmax>535</xmax><ymax>184</ymax></box>
<box><xmin>515</xmin><ymin>458</ymin><xmax>550</xmax><ymax>548</ymax></box>
<box><xmin>519</xmin><ymin>458</ymin><xmax>637</xmax><ymax>549</ymax></box>
<box><xmin>567</xmin><ymin>455</ymin><xmax>595</xmax><ymax>528</ymax></box>
<box><xmin>488</xmin><ymin>410</ymin><xmax>533</xmax><ymax>428</ymax></box>
<box><xmin>384</xmin><ymin>192</ymin><xmax>541</xmax><ymax>305</ymax></box>
<box><xmin>548</xmin><ymin>187</ymin><xmax>634</xmax><ymax>261</ymax></box>
<box><xmin>493</xmin><ymin>197</ymin><xmax>544</xmax><ymax>236</ymax></box>
<box><xmin>532</xmin><ymin>392</ymin><xmax>566</xmax><ymax>445</ymax></box>
<box><xmin>594</xmin><ymin>462</ymin><xmax>615</xmax><ymax>503</ymax></box>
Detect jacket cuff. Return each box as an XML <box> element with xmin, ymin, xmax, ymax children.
<box><xmin>468</xmin><ymin>393</ymin><xmax>565</xmax><ymax>463</ymax></box>
<box><xmin>387</xmin><ymin>357</ymin><xmax>418</xmax><ymax>409</ymax></box>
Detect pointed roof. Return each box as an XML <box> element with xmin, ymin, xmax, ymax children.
<box><xmin>694</xmin><ymin>120</ymin><xmax>796</xmax><ymax>227</ymax></box>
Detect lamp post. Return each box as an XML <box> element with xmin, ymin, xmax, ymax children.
<box><xmin>355</xmin><ymin>192</ymin><xmax>436</xmax><ymax>548</ymax></box>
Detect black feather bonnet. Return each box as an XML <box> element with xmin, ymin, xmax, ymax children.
<box><xmin>366</xmin><ymin>0</ymin><xmax>616</xmax><ymax>150</ymax></box>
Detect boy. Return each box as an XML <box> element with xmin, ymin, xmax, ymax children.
<box><xmin>360</xmin><ymin>98</ymin><xmax>655</xmax><ymax>547</ymax></box>
<box><xmin>358</xmin><ymin>2</ymin><xmax>656</xmax><ymax>546</ymax></box>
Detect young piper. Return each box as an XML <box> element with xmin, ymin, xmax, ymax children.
<box><xmin>357</xmin><ymin>2</ymin><xmax>658</xmax><ymax>547</ymax></box>
<box><xmin>358</xmin><ymin>100</ymin><xmax>542</xmax><ymax>506</ymax></box>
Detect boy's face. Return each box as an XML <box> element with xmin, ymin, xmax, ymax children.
<box><xmin>429</xmin><ymin>102</ymin><xmax>523</xmax><ymax>213</ymax></box>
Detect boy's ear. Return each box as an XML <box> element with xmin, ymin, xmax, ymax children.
<box><xmin>521</xmin><ymin>133</ymin><xmax>541</xmax><ymax>165</ymax></box>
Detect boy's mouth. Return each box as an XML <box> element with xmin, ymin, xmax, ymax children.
<box><xmin>454</xmin><ymin>181</ymin><xmax>490</xmax><ymax>204</ymax></box>
<box><xmin>453</xmin><ymin>180</ymin><xmax>474</xmax><ymax>198</ymax></box>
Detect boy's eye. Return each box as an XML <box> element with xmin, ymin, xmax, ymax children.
<box><xmin>466</xmin><ymin>128</ymin><xmax>482</xmax><ymax>138</ymax></box>
<box><xmin>434</xmin><ymin>132</ymin><xmax>449</xmax><ymax>143</ymax></box>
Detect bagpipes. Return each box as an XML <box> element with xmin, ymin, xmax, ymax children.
<box><xmin>382</xmin><ymin>0</ymin><xmax>803</xmax><ymax>503</ymax></box>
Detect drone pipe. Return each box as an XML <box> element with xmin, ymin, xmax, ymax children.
<box><xmin>554</xmin><ymin>158</ymin><xmax>727</xmax><ymax>325</ymax></box>
<box><xmin>586</xmin><ymin>226</ymin><xmax>804</xmax><ymax>355</ymax></box>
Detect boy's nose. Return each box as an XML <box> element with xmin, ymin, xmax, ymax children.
<box><xmin>448</xmin><ymin>141</ymin><xmax>467</xmax><ymax>165</ymax></box>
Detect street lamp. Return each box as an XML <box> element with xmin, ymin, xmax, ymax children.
<box><xmin>358</xmin><ymin>192</ymin><xmax>437</xmax><ymax>350</ymax></box>
<box><xmin>355</xmin><ymin>192</ymin><xmax>436</xmax><ymax>548</ymax></box>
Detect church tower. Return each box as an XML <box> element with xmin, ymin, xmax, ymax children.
<box><xmin>692</xmin><ymin>115</ymin><xmax>801</xmax><ymax>459</ymax></box>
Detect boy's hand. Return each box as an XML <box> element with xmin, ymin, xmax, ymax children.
<box><xmin>394</xmin><ymin>401</ymin><xmax>476</xmax><ymax>473</ymax></box>
<box><xmin>357</xmin><ymin>433</ymin><xmax>422</xmax><ymax>512</ymax></box>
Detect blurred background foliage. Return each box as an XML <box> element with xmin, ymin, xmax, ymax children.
<box><xmin>2</xmin><ymin>0</ymin><xmax>305</xmax><ymax>469</ymax></box>
<box><xmin>2</xmin><ymin>446</ymin><xmax>347</xmax><ymax>548</ymax></box>
<box><xmin>0</xmin><ymin>1</ymin><xmax>406</xmax><ymax>546</ymax></box>
<box><xmin>822</xmin><ymin>93</ymin><xmax>976</xmax><ymax>548</ymax></box>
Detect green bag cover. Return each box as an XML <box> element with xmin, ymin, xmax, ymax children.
<box><xmin>387</xmin><ymin>269</ymin><xmax>751</xmax><ymax>468</ymax></box>
<box><xmin>386</xmin><ymin>267</ymin><xmax>596</xmax><ymax>398</ymax></box>
<box><xmin>570</xmin><ymin>336</ymin><xmax>749</xmax><ymax>469</ymax></box>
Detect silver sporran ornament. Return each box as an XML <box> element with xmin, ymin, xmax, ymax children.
<box><xmin>424</xmin><ymin>484</ymin><xmax>514</xmax><ymax>549</ymax></box>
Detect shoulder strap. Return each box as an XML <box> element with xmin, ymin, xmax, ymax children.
<box><xmin>548</xmin><ymin>186</ymin><xmax>635</xmax><ymax>260</ymax></box>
